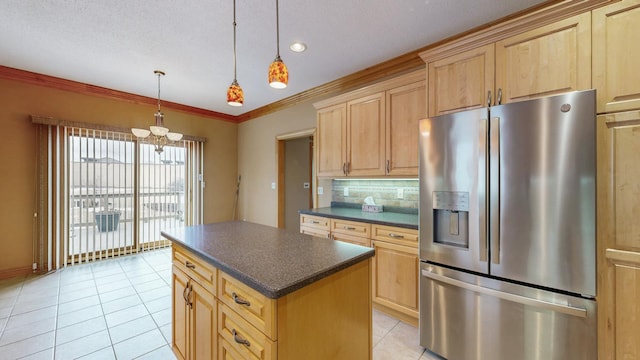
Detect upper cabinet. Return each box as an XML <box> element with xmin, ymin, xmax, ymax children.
<box><xmin>317</xmin><ymin>104</ymin><xmax>347</xmax><ymax>177</ymax></box>
<box><xmin>593</xmin><ymin>0</ymin><xmax>640</xmax><ymax>114</ymax></box>
<box><xmin>495</xmin><ymin>12</ymin><xmax>591</xmax><ymax>104</ymax></box>
<box><xmin>315</xmin><ymin>70</ymin><xmax>426</xmax><ymax>178</ymax></box>
<box><xmin>423</xmin><ymin>12</ymin><xmax>591</xmax><ymax>117</ymax></box>
<box><xmin>347</xmin><ymin>93</ymin><xmax>386</xmax><ymax>176</ymax></box>
<box><xmin>427</xmin><ymin>44</ymin><xmax>495</xmax><ymax>117</ymax></box>
<box><xmin>386</xmin><ymin>80</ymin><xmax>426</xmax><ymax>176</ymax></box>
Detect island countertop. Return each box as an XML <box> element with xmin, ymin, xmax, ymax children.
<box><xmin>161</xmin><ymin>221</ymin><xmax>375</xmax><ymax>299</ymax></box>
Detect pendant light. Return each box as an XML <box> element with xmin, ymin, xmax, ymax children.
<box><xmin>131</xmin><ymin>70</ymin><xmax>183</xmax><ymax>153</ymax></box>
<box><xmin>268</xmin><ymin>0</ymin><xmax>288</xmax><ymax>89</ymax></box>
<box><xmin>227</xmin><ymin>0</ymin><xmax>244</xmax><ymax>106</ymax></box>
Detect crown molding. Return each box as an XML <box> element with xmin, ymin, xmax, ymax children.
<box><xmin>0</xmin><ymin>65</ymin><xmax>237</xmax><ymax>123</ymax></box>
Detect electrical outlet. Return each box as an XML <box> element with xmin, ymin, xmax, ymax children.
<box><xmin>318</xmin><ymin>187</ymin><xmax>324</xmax><ymax>195</ymax></box>
<box><xmin>344</xmin><ymin>187</ymin><xmax>349</xmax><ymax>196</ymax></box>
<box><xmin>397</xmin><ymin>188</ymin><xmax>404</xmax><ymax>199</ymax></box>
<box><xmin>271</xmin><ymin>182</ymin><xmax>276</xmax><ymax>190</ymax></box>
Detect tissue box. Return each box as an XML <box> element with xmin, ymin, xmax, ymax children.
<box><xmin>362</xmin><ymin>204</ymin><xmax>383</xmax><ymax>213</ymax></box>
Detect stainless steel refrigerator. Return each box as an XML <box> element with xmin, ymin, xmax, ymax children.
<box><xmin>418</xmin><ymin>90</ymin><xmax>597</xmax><ymax>359</ymax></box>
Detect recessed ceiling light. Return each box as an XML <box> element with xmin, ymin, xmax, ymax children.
<box><xmin>289</xmin><ymin>42</ymin><xmax>307</xmax><ymax>53</ymax></box>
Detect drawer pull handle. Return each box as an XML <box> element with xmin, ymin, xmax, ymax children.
<box><xmin>185</xmin><ymin>261</ymin><xmax>196</xmax><ymax>269</ymax></box>
<box><xmin>232</xmin><ymin>329</ymin><xmax>251</xmax><ymax>347</ymax></box>
<box><xmin>311</xmin><ymin>220</ymin><xmax>320</xmax><ymax>224</ymax></box>
<box><xmin>232</xmin><ymin>292</ymin><xmax>251</xmax><ymax>306</ymax></box>
<box><xmin>389</xmin><ymin>233</ymin><xmax>404</xmax><ymax>239</ymax></box>
<box><xmin>343</xmin><ymin>226</ymin><xmax>356</xmax><ymax>230</ymax></box>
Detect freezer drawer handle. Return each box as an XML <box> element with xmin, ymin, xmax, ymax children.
<box><xmin>421</xmin><ymin>269</ymin><xmax>587</xmax><ymax>318</ymax></box>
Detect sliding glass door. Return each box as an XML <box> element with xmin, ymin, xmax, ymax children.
<box><xmin>67</xmin><ymin>129</ymin><xmax>189</xmax><ymax>264</ymax></box>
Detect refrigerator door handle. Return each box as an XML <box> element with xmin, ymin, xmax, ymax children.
<box><xmin>420</xmin><ymin>268</ymin><xmax>587</xmax><ymax>318</ymax></box>
<box><xmin>489</xmin><ymin>116</ymin><xmax>500</xmax><ymax>265</ymax></box>
<box><xmin>479</xmin><ymin>117</ymin><xmax>488</xmax><ymax>262</ymax></box>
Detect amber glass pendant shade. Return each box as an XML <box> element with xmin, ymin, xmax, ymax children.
<box><xmin>268</xmin><ymin>56</ymin><xmax>288</xmax><ymax>89</ymax></box>
<box><xmin>227</xmin><ymin>80</ymin><xmax>244</xmax><ymax>107</ymax></box>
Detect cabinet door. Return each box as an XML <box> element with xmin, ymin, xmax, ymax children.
<box><xmin>593</xmin><ymin>0</ymin><xmax>640</xmax><ymax>113</ymax></box>
<box><xmin>495</xmin><ymin>12</ymin><xmax>591</xmax><ymax>104</ymax></box>
<box><xmin>372</xmin><ymin>240</ymin><xmax>419</xmax><ymax>321</ymax></box>
<box><xmin>347</xmin><ymin>93</ymin><xmax>386</xmax><ymax>176</ymax></box>
<box><xmin>386</xmin><ymin>81</ymin><xmax>426</xmax><ymax>176</ymax></box>
<box><xmin>597</xmin><ymin>111</ymin><xmax>640</xmax><ymax>360</ymax></box>
<box><xmin>427</xmin><ymin>44</ymin><xmax>495</xmax><ymax>117</ymax></box>
<box><xmin>172</xmin><ymin>267</ymin><xmax>190</xmax><ymax>360</ymax></box>
<box><xmin>190</xmin><ymin>280</ymin><xmax>217</xmax><ymax>360</ymax></box>
<box><xmin>317</xmin><ymin>103</ymin><xmax>347</xmax><ymax>177</ymax></box>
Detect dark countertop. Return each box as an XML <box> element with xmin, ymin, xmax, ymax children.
<box><xmin>161</xmin><ymin>221</ymin><xmax>375</xmax><ymax>299</ymax></box>
<box><xmin>299</xmin><ymin>206</ymin><xmax>419</xmax><ymax>230</ymax></box>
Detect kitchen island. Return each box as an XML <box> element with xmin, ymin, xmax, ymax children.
<box><xmin>161</xmin><ymin>221</ymin><xmax>375</xmax><ymax>360</ymax></box>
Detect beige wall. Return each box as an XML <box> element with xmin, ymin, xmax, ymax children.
<box><xmin>0</xmin><ymin>78</ymin><xmax>237</xmax><ymax>275</ymax></box>
<box><xmin>237</xmin><ymin>100</ymin><xmax>318</xmax><ymax>227</ymax></box>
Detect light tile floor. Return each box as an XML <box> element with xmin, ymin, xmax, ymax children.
<box><xmin>0</xmin><ymin>248</ymin><xmax>439</xmax><ymax>359</ymax></box>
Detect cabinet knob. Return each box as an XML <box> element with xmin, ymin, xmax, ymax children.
<box><xmin>232</xmin><ymin>292</ymin><xmax>251</xmax><ymax>307</ymax></box>
<box><xmin>232</xmin><ymin>329</ymin><xmax>251</xmax><ymax>347</ymax></box>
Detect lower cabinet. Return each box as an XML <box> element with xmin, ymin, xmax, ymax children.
<box><xmin>173</xmin><ymin>242</ymin><xmax>371</xmax><ymax>360</ymax></box>
<box><xmin>371</xmin><ymin>225</ymin><xmax>419</xmax><ymax>326</ymax></box>
<box><xmin>299</xmin><ymin>215</ymin><xmax>419</xmax><ymax>325</ymax></box>
<box><xmin>172</xmin><ymin>266</ymin><xmax>217</xmax><ymax>360</ymax></box>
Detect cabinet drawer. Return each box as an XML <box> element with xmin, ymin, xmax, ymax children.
<box><xmin>173</xmin><ymin>244</ymin><xmax>217</xmax><ymax>295</ymax></box>
<box><xmin>218</xmin><ymin>303</ymin><xmax>277</xmax><ymax>360</ymax></box>
<box><xmin>300</xmin><ymin>226</ymin><xmax>330</xmax><ymax>239</ymax></box>
<box><xmin>331</xmin><ymin>219</ymin><xmax>371</xmax><ymax>238</ymax></box>
<box><xmin>218</xmin><ymin>271</ymin><xmax>277</xmax><ymax>340</ymax></box>
<box><xmin>332</xmin><ymin>232</ymin><xmax>371</xmax><ymax>247</ymax></box>
<box><xmin>371</xmin><ymin>225</ymin><xmax>418</xmax><ymax>247</ymax></box>
<box><xmin>299</xmin><ymin>214</ymin><xmax>330</xmax><ymax>231</ymax></box>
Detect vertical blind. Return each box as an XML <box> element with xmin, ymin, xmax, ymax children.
<box><xmin>33</xmin><ymin>117</ymin><xmax>204</xmax><ymax>271</ymax></box>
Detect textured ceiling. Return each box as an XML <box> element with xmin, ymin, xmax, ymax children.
<box><xmin>0</xmin><ymin>0</ymin><xmax>548</xmax><ymax>117</ymax></box>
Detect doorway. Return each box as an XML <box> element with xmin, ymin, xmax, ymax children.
<box><xmin>277</xmin><ymin>129</ymin><xmax>315</xmax><ymax>231</ymax></box>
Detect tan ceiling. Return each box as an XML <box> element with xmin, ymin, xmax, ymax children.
<box><xmin>0</xmin><ymin>0</ymin><xmax>549</xmax><ymax>117</ymax></box>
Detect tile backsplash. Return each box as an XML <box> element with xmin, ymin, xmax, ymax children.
<box><xmin>332</xmin><ymin>179</ymin><xmax>419</xmax><ymax>209</ymax></box>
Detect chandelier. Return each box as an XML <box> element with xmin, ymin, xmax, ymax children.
<box><xmin>131</xmin><ymin>70</ymin><xmax>183</xmax><ymax>153</ymax></box>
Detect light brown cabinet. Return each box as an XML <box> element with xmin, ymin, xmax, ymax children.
<box><xmin>315</xmin><ymin>70</ymin><xmax>425</xmax><ymax>178</ymax></box>
<box><xmin>424</xmin><ymin>13</ymin><xmax>591</xmax><ymax>117</ymax></box>
<box><xmin>330</xmin><ymin>218</ymin><xmax>371</xmax><ymax>247</ymax></box>
<box><xmin>299</xmin><ymin>215</ymin><xmax>419</xmax><ymax>324</ymax></box>
<box><xmin>173</xmin><ymin>241</ymin><xmax>372</xmax><ymax>360</ymax></box>
<box><xmin>299</xmin><ymin>214</ymin><xmax>330</xmax><ymax>238</ymax></box>
<box><xmin>371</xmin><ymin>225</ymin><xmax>419</xmax><ymax>326</ymax></box>
<box><xmin>172</xmin><ymin>246</ymin><xmax>218</xmax><ymax>360</ymax></box>
<box><xmin>347</xmin><ymin>93</ymin><xmax>386</xmax><ymax>176</ymax></box>
<box><xmin>593</xmin><ymin>0</ymin><xmax>640</xmax><ymax>114</ymax></box>
<box><xmin>427</xmin><ymin>44</ymin><xmax>495</xmax><ymax>117</ymax></box>
<box><xmin>386</xmin><ymin>81</ymin><xmax>427</xmax><ymax>176</ymax></box>
<box><xmin>597</xmin><ymin>110</ymin><xmax>640</xmax><ymax>360</ymax></box>
<box><xmin>316</xmin><ymin>104</ymin><xmax>347</xmax><ymax>177</ymax></box>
